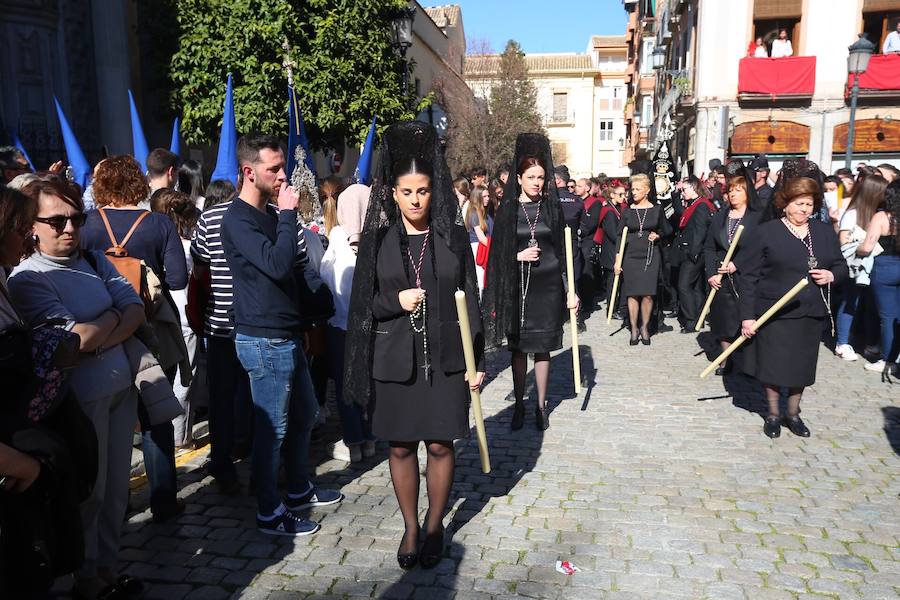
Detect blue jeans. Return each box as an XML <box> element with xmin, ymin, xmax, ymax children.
<box><xmin>234</xmin><ymin>333</ymin><xmax>319</xmax><ymax>515</ymax></box>
<box><xmin>326</xmin><ymin>326</ymin><xmax>373</xmax><ymax>446</ymax></box>
<box><xmin>138</xmin><ymin>383</ymin><xmax>178</xmax><ymax>516</ymax></box>
<box><xmin>836</xmin><ymin>282</ymin><xmax>862</xmax><ymax>346</ymax></box>
<box><xmin>871</xmin><ymin>254</ymin><xmax>900</xmax><ymax>363</ymax></box>
<box><xmin>206</xmin><ymin>335</ymin><xmax>253</xmax><ymax>482</ymax></box>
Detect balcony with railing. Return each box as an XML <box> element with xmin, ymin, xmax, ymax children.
<box><xmin>547</xmin><ymin>111</ymin><xmax>576</xmax><ymax>126</ymax></box>
<box><xmin>845</xmin><ymin>54</ymin><xmax>900</xmax><ymax>100</ymax></box>
<box><xmin>737</xmin><ymin>56</ymin><xmax>816</xmax><ymax>105</ymax></box>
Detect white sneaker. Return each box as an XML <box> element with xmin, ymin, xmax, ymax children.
<box><xmin>836</xmin><ymin>344</ymin><xmax>859</xmax><ymax>361</ymax></box>
<box><xmin>331</xmin><ymin>440</ymin><xmax>351</xmax><ymax>462</ymax></box>
<box><xmin>865</xmin><ymin>359</ymin><xmax>887</xmax><ymax>372</ymax></box>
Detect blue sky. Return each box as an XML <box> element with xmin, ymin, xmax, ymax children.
<box><xmin>446</xmin><ymin>0</ymin><xmax>627</xmax><ymax>54</ymax></box>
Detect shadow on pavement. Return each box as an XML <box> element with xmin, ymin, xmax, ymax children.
<box><xmin>882</xmin><ymin>406</ymin><xmax>900</xmax><ymax>457</ymax></box>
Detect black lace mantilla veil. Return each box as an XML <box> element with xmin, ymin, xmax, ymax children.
<box><xmin>483</xmin><ymin>133</ymin><xmax>566</xmax><ymax>349</ymax></box>
<box><xmin>725</xmin><ymin>158</ymin><xmax>763</xmax><ymax>212</ymax></box>
<box><xmin>343</xmin><ymin>121</ymin><xmax>480</xmax><ymax>409</ymax></box>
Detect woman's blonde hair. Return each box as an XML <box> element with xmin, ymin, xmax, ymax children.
<box><xmin>318</xmin><ymin>176</ymin><xmax>343</xmax><ymax>236</ymax></box>
<box><xmin>630</xmin><ymin>173</ymin><xmax>651</xmax><ymax>189</ymax></box>
<box><xmin>465</xmin><ymin>185</ymin><xmax>487</xmax><ymax>233</ymax></box>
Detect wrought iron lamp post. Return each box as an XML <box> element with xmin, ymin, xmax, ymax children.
<box><xmin>845</xmin><ymin>33</ymin><xmax>875</xmax><ymax>169</ymax></box>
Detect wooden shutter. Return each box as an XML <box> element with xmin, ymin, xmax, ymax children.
<box><xmin>753</xmin><ymin>0</ymin><xmax>802</xmax><ymax>19</ymax></box>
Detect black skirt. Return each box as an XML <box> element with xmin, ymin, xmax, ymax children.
<box><xmin>741</xmin><ymin>315</ymin><xmax>823</xmax><ymax>388</ymax></box>
<box><xmin>373</xmin><ymin>365</ymin><xmax>469</xmax><ymax>443</ymax></box>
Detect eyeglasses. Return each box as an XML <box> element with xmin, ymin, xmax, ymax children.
<box><xmin>34</xmin><ymin>213</ymin><xmax>87</xmax><ymax>232</ymax></box>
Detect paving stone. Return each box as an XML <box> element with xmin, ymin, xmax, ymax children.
<box><xmin>116</xmin><ymin>320</ymin><xmax>899</xmax><ymax>600</ymax></box>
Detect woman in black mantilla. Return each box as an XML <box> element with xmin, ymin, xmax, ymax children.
<box><xmin>702</xmin><ymin>161</ymin><xmax>763</xmax><ymax>375</ymax></box>
<box><xmin>483</xmin><ymin>133</ymin><xmax>578</xmax><ymax>432</ymax></box>
<box><xmin>343</xmin><ymin>122</ymin><xmax>485</xmax><ymax>571</ymax></box>
<box><xmin>614</xmin><ymin>173</ymin><xmax>672</xmax><ymax>345</ymax></box>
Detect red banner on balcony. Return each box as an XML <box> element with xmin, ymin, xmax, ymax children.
<box><xmin>738</xmin><ymin>56</ymin><xmax>816</xmax><ymax>96</ymax></box>
<box><xmin>846</xmin><ymin>54</ymin><xmax>900</xmax><ymax>92</ymax></box>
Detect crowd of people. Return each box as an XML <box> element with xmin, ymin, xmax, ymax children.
<box><xmin>0</xmin><ymin>125</ymin><xmax>898</xmax><ymax>596</ymax></box>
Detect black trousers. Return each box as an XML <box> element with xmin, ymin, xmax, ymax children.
<box><xmin>578</xmin><ymin>246</ymin><xmax>597</xmax><ymax>319</ymax></box>
<box><xmin>677</xmin><ymin>257</ymin><xmax>706</xmax><ymax>328</ymax></box>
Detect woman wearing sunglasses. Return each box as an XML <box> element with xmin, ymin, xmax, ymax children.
<box><xmin>8</xmin><ymin>179</ymin><xmax>146</xmax><ymax>600</ymax></box>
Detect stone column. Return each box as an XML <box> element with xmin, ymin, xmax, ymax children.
<box><xmin>90</xmin><ymin>0</ymin><xmax>132</xmax><ymax>154</ymax></box>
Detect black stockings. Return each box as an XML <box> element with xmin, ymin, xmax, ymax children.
<box><xmin>763</xmin><ymin>385</ymin><xmax>803</xmax><ymax>419</ymax></box>
<box><xmin>627</xmin><ymin>296</ymin><xmax>654</xmax><ymax>337</ymax></box>
<box><xmin>389</xmin><ymin>440</ymin><xmax>454</xmax><ymax>552</ymax></box>
<box><xmin>512</xmin><ymin>351</ymin><xmax>550</xmax><ymax>410</ymax></box>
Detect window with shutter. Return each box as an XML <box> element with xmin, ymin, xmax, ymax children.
<box><xmin>552</xmin><ymin>93</ymin><xmax>568</xmax><ymax>122</ymax></box>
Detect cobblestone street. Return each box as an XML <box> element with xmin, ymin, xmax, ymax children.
<box><xmin>111</xmin><ymin>311</ymin><xmax>899</xmax><ymax>600</ymax></box>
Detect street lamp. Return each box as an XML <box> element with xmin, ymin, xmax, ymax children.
<box><xmin>389</xmin><ymin>6</ymin><xmax>416</xmax><ymax>99</ymax></box>
<box><xmin>845</xmin><ymin>33</ymin><xmax>875</xmax><ymax>169</ymax></box>
<box><xmin>652</xmin><ymin>45</ymin><xmax>666</xmax><ymax>70</ymax></box>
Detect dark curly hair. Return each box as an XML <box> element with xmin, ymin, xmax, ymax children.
<box><xmin>92</xmin><ymin>155</ymin><xmax>150</xmax><ymax>207</ymax></box>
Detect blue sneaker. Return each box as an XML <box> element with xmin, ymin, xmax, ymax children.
<box><xmin>256</xmin><ymin>510</ymin><xmax>320</xmax><ymax>536</ymax></box>
<box><xmin>285</xmin><ymin>486</ymin><xmax>344</xmax><ymax>511</ymax></box>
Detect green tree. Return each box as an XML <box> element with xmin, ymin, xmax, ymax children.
<box><xmin>444</xmin><ymin>40</ymin><xmax>544</xmax><ymax>176</ymax></box>
<box><xmin>156</xmin><ymin>0</ymin><xmax>415</xmax><ymax>147</ymax></box>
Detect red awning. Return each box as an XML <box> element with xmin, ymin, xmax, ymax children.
<box><xmin>847</xmin><ymin>54</ymin><xmax>900</xmax><ymax>92</ymax></box>
<box><xmin>738</xmin><ymin>56</ymin><xmax>816</xmax><ymax>97</ymax></box>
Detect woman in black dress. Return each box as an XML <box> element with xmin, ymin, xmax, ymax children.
<box><xmin>703</xmin><ymin>165</ymin><xmax>763</xmax><ymax>375</ymax></box>
<box><xmin>484</xmin><ymin>133</ymin><xmax>578</xmax><ymax>431</ymax></box>
<box><xmin>614</xmin><ymin>173</ymin><xmax>672</xmax><ymax>345</ymax></box>
<box><xmin>737</xmin><ymin>176</ymin><xmax>847</xmax><ymax>438</ymax></box>
<box><xmin>344</xmin><ymin>122</ymin><xmax>485</xmax><ymax>570</ymax></box>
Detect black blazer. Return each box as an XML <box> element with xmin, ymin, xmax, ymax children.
<box><xmin>598</xmin><ymin>205</ymin><xmax>621</xmax><ymax>269</ymax></box>
<box><xmin>736</xmin><ymin>219</ymin><xmax>848</xmax><ymax>321</ymax></box>
<box><xmin>370</xmin><ymin>224</ymin><xmax>484</xmax><ymax>382</ymax></box>
<box><xmin>675</xmin><ymin>200</ymin><xmax>714</xmax><ymax>263</ymax></box>
<box><xmin>703</xmin><ymin>208</ymin><xmax>763</xmax><ymax>279</ymax></box>
<box><xmin>580</xmin><ymin>198</ymin><xmax>602</xmax><ymax>252</ymax></box>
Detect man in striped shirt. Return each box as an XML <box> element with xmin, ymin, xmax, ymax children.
<box><xmin>191</xmin><ymin>197</ymin><xmax>251</xmax><ymax>494</ymax></box>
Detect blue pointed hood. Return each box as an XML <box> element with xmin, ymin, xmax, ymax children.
<box><xmin>128</xmin><ymin>89</ymin><xmax>150</xmax><ymax>172</ymax></box>
<box><xmin>354</xmin><ymin>116</ymin><xmax>378</xmax><ymax>185</ymax></box>
<box><xmin>11</xmin><ymin>131</ymin><xmax>34</xmax><ymax>170</ymax></box>
<box><xmin>53</xmin><ymin>97</ymin><xmax>91</xmax><ymax>189</ymax></box>
<box><xmin>210</xmin><ymin>74</ymin><xmax>238</xmax><ymax>184</ymax></box>
<box><xmin>169</xmin><ymin>117</ymin><xmax>181</xmax><ymax>156</ymax></box>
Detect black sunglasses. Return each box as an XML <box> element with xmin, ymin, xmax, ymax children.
<box><xmin>34</xmin><ymin>213</ymin><xmax>87</xmax><ymax>232</ymax></box>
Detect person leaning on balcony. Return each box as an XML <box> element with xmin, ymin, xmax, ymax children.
<box><xmin>770</xmin><ymin>29</ymin><xmax>793</xmax><ymax>58</ymax></box>
<box><xmin>747</xmin><ymin>37</ymin><xmax>768</xmax><ymax>58</ymax></box>
<box><xmin>884</xmin><ymin>21</ymin><xmax>900</xmax><ymax>54</ymax></box>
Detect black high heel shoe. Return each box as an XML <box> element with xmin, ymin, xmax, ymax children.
<box><xmin>640</xmin><ymin>330</ymin><xmax>651</xmax><ymax>346</ymax></box>
<box><xmin>419</xmin><ymin>527</ymin><xmax>445</xmax><ymax>569</ymax></box>
<box><xmin>629</xmin><ymin>330</ymin><xmax>640</xmax><ymax>346</ymax></box>
<box><xmin>535</xmin><ymin>406</ymin><xmax>549</xmax><ymax>430</ymax></box>
<box><xmin>511</xmin><ymin>401</ymin><xmax>525</xmax><ymax>430</ymax></box>
<box><xmin>396</xmin><ymin>529</ymin><xmax>418</xmax><ymax>570</ymax></box>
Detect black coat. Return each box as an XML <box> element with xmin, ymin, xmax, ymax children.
<box><xmin>675</xmin><ymin>200</ymin><xmax>715</xmax><ymax>263</ymax></box>
<box><xmin>371</xmin><ymin>224</ymin><xmax>483</xmax><ymax>382</ymax></box>
<box><xmin>704</xmin><ymin>208</ymin><xmax>763</xmax><ymax>279</ymax></box>
<box><xmin>598</xmin><ymin>204</ymin><xmax>621</xmax><ymax>269</ymax></box>
<box><xmin>736</xmin><ymin>219</ymin><xmax>848</xmax><ymax>321</ymax></box>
